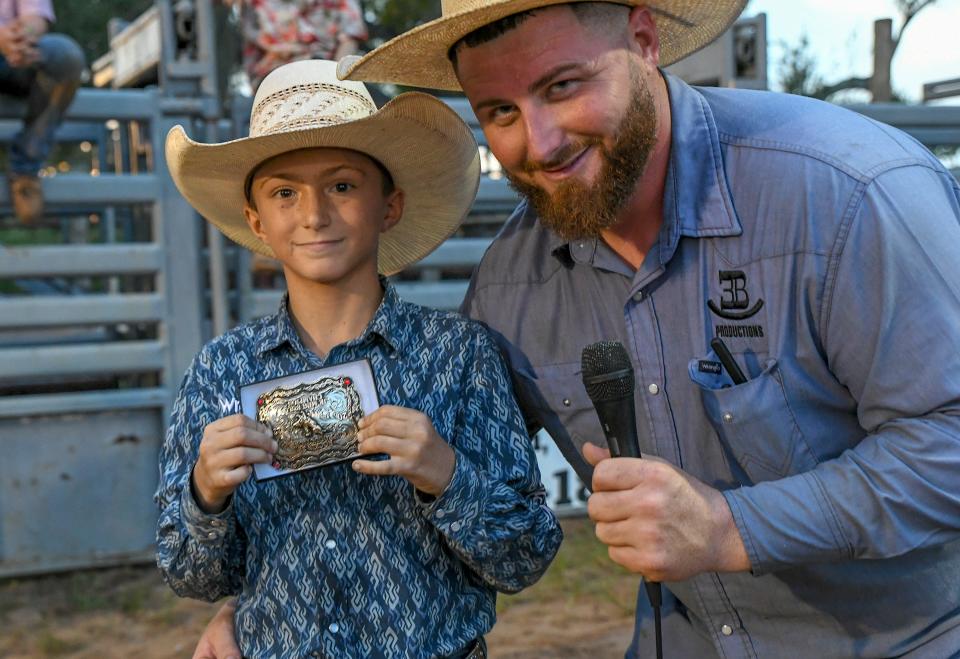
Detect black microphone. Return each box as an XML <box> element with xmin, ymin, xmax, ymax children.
<box><xmin>581</xmin><ymin>340</ymin><xmax>642</xmax><ymax>458</ymax></box>
<box><xmin>581</xmin><ymin>340</ymin><xmax>663</xmax><ymax>659</ymax></box>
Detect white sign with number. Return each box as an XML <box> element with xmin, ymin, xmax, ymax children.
<box><xmin>531</xmin><ymin>429</ymin><xmax>589</xmax><ymax>516</ymax></box>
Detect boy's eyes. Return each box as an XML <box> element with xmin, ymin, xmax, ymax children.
<box><xmin>266</xmin><ymin>182</ymin><xmax>355</xmax><ymax>198</ymax></box>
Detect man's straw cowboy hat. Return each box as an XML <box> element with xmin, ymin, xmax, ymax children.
<box><xmin>165</xmin><ymin>59</ymin><xmax>480</xmax><ymax>275</ymax></box>
<box><xmin>338</xmin><ymin>0</ymin><xmax>749</xmax><ymax>91</ymax></box>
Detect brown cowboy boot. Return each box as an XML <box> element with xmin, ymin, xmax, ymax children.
<box><xmin>10</xmin><ymin>175</ymin><xmax>44</xmax><ymax>224</ymax></box>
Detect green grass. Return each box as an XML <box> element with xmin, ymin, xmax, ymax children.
<box><xmin>36</xmin><ymin>631</ymin><xmax>83</xmax><ymax>657</ymax></box>
<box><xmin>497</xmin><ymin>516</ymin><xmax>638</xmax><ymax>615</ymax></box>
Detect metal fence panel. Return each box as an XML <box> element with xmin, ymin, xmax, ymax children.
<box><xmin>0</xmin><ymin>294</ymin><xmax>164</xmax><ymax>327</ymax></box>
<box><xmin>0</xmin><ymin>409</ymin><xmax>161</xmax><ymax>577</ymax></box>
<box><xmin>0</xmin><ymin>88</ymin><xmax>203</xmax><ymax>576</ymax></box>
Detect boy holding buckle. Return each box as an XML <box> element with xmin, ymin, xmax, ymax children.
<box><xmin>156</xmin><ymin>59</ymin><xmax>561</xmax><ymax>658</ymax></box>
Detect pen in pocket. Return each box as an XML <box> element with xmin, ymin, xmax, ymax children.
<box><xmin>710</xmin><ymin>337</ymin><xmax>747</xmax><ymax>385</ymax></box>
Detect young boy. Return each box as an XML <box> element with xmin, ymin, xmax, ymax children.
<box><xmin>156</xmin><ymin>59</ymin><xmax>562</xmax><ymax>658</ymax></box>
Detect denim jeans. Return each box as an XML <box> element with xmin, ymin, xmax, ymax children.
<box><xmin>0</xmin><ymin>32</ymin><xmax>85</xmax><ymax>176</ymax></box>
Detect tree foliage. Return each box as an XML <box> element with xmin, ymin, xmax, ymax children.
<box><xmin>361</xmin><ymin>0</ymin><xmax>440</xmax><ymax>45</ymax></box>
<box><xmin>52</xmin><ymin>0</ymin><xmax>154</xmax><ymax>64</ymax></box>
<box><xmin>778</xmin><ymin>34</ymin><xmax>824</xmax><ymax>98</ymax></box>
<box><xmin>777</xmin><ymin>0</ymin><xmax>938</xmax><ymax>102</ymax></box>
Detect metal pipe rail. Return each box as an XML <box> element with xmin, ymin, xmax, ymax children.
<box><xmin>850</xmin><ymin>103</ymin><xmax>960</xmax><ymax>146</ymax></box>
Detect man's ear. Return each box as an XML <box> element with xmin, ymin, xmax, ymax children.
<box><xmin>381</xmin><ymin>189</ymin><xmax>405</xmax><ymax>234</ymax></box>
<box><xmin>244</xmin><ymin>203</ymin><xmax>268</xmax><ymax>243</ymax></box>
<box><xmin>627</xmin><ymin>6</ymin><xmax>660</xmax><ymax>66</ymax></box>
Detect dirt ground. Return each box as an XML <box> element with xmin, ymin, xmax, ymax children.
<box><xmin>0</xmin><ymin>518</ymin><xmax>638</xmax><ymax>658</ymax></box>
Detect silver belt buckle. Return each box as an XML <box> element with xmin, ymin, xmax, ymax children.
<box><xmin>256</xmin><ymin>375</ymin><xmax>363</xmax><ymax>471</ymax></box>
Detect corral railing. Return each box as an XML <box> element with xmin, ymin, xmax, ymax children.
<box><xmin>0</xmin><ymin>88</ymin><xmax>204</xmax><ymax>577</ymax></box>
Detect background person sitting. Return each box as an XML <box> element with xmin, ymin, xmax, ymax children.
<box><xmin>0</xmin><ymin>0</ymin><xmax>85</xmax><ymax>224</ymax></box>
<box><xmin>228</xmin><ymin>0</ymin><xmax>367</xmax><ymax>91</ymax></box>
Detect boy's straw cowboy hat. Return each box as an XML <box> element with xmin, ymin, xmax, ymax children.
<box><xmin>165</xmin><ymin>59</ymin><xmax>480</xmax><ymax>275</ymax></box>
<box><xmin>338</xmin><ymin>0</ymin><xmax>749</xmax><ymax>91</ymax></box>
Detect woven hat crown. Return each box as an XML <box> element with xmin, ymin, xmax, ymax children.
<box><xmin>249</xmin><ymin>60</ymin><xmax>378</xmax><ymax>138</ymax></box>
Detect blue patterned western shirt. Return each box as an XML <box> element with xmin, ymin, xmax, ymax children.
<box><xmin>155</xmin><ymin>283</ymin><xmax>562</xmax><ymax>658</ymax></box>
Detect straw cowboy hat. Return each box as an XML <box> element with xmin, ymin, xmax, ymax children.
<box><xmin>338</xmin><ymin>0</ymin><xmax>748</xmax><ymax>91</ymax></box>
<box><xmin>165</xmin><ymin>59</ymin><xmax>480</xmax><ymax>275</ymax></box>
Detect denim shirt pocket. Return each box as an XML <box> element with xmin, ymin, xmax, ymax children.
<box><xmin>689</xmin><ymin>357</ymin><xmax>819</xmax><ymax>485</ymax></box>
<box><xmin>515</xmin><ymin>362</ymin><xmax>601</xmax><ymax>451</ymax></box>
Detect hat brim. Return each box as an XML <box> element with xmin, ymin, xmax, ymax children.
<box><xmin>339</xmin><ymin>0</ymin><xmax>748</xmax><ymax>91</ymax></box>
<box><xmin>165</xmin><ymin>92</ymin><xmax>480</xmax><ymax>275</ymax></box>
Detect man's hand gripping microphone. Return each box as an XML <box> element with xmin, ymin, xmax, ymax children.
<box><xmin>582</xmin><ymin>341</ymin><xmax>663</xmax><ymax>658</ymax></box>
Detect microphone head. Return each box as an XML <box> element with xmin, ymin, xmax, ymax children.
<box><xmin>581</xmin><ymin>341</ymin><xmax>635</xmax><ymax>402</ymax></box>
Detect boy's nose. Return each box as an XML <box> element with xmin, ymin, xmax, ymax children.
<box><xmin>300</xmin><ymin>191</ymin><xmax>333</xmax><ymax>229</ymax></box>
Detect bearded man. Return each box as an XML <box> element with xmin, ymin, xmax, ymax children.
<box><xmin>192</xmin><ymin>1</ymin><xmax>960</xmax><ymax>657</ymax></box>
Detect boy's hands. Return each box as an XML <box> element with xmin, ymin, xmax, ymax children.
<box><xmin>352</xmin><ymin>406</ymin><xmax>455</xmax><ymax>497</ymax></box>
<box><xmin>192</xmin><ymin>415</ymin><xmax>277</xmax><ymax>514</ymax></box>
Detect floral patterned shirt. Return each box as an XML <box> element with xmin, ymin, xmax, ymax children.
<box><xmin>240</xmin><ymin>0</ymin><xmax>367</xmax><ymax>89</ymax></box>
<box><xmin>155</xmin><ymin>283</ymin><xmax>562</xmax><ymax>657</ymax></box>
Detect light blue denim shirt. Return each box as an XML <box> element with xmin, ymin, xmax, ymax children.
<box><xmin>462</xmin><ymin>73</ymin><xmax>960</xmax><ymax>657</ymax></box>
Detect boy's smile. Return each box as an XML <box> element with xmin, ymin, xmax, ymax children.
<box><xmin>243</xmin><ymin>147</ymin><xmax>403</xmax><ymax>289</ymax></box>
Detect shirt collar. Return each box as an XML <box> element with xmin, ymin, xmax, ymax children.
<box><xmin>662</xmin><ymin>71</ymin><xmax>742</xmax><ymax>243</ymax></box>
<box><xmin>256</xmin><ymin>278</ymin><xmax>403</xmax><ymax>357</ymax></box>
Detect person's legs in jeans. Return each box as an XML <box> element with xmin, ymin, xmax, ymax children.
<box><xmin>1</xmin><ymin>33</ymin><xmax>85</xmax><ymax>222</ymax></box>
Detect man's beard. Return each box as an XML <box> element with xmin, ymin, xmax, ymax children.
<box><xmin>505</xmin><ymin>74</ymin><xmax>657</xmax><ymax>241</ymax></box>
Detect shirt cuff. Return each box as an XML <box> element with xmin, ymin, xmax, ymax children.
<box><xmin>723</xmin><ymin>472</ymin><xmax>852</xmax><ymax>575</ymax></box>
<box><xmin>416</xmin><ymin>450</ymin><xmax>485</xmax><ymax>540</ymax></box>
<box><xmin>180</xmin><ymin>483</ymin><xmax>235</xmax><ymax>545</ymax></box>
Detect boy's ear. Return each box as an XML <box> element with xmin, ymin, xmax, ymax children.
<box><xmin>244</xmin><ymin>203</ymin><xmax>268</xmax><ymax>243</ymax></box>
<box><xmin>381</xmin><ymin>189</ymin><xmax>405</xmax><ymax>234</ymax></box>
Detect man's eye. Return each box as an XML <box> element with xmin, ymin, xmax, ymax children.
<box><xmin>274</xmin><ymin>187</ymin><xmax>295</xmax><ymax>199</ymax></box>
<box><xmin>548</xmin><ymin>79</ymin><xmax>577</xmax><ymax>96</ymax></box>
<box><xmin>333</xmin><ymin>182</ymin><xmax>354</xmax><ymax>193</ymax></box>
<box><xmin>490</xmin><ymin>105</ymin><xmax>516</xmax><ymax>123</ymax></box>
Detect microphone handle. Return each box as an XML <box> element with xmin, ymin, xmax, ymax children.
<box><xmin>589</xmin><ymin>389</ymin><xmax>661</xmax><ymax>658</ymax></box>
<box><xmin>591</xmin><ymin>396</ymin><xmax>642</xmax><ymax>458</ymax></box>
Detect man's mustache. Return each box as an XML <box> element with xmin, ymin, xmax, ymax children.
<box><xmin>521</xmin><ymin>138</ymin><xmax>604</xmax><ymax>175</ymax></box>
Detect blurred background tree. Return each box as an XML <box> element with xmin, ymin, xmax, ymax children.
<box><xmin>361</xmin><ymin>0</ymin><xmax>439</xmax><ymax>46</ymax></box>
<box><xmin>777</xmin><ymin>0</ymin><xmax>939</xmax><ymax>102</ymax></box>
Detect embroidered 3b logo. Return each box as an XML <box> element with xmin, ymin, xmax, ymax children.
<box><xmin>708</xmin><ymin>270</ymin><xmax>764</xmax><ymax>320</ymax></box>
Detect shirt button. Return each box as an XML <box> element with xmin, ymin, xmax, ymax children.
<box><xmin>632</xmin><ymin>291</ymin><xmax>644</xmax><ymax>302</ymax></box>
<box><xmin>436</xmin><ymin>509</ymin><xmax>445</xmax><ymax>519</ymax></box>
<box><xmin>720</xmin><ymin>624</ymin><xmax>734</xmax><ymax>636</ymax></box>
<box><xmin>450</xmin><ymin>521</ymin><xmax>462</xmax><ymax>532</ymax></box>
<box><xmin>647</xmin><ymin>383</ymin><xmax>659</xmax><ymax>395</ymax></box>
<box><xmin>722</xmin><ymin>412</ymin><xmax>734</xmax><ymax>423</ymax></box>
<box><xmin>562</xmin><ymin>398</ymin><xmax>571</xmax><ymax>407</ymax></box>
<box><xmin>325</xmin><ymin>539</ymin><xmax>336</xmax><ymax>550</ymax></box>
<box><xmin>207</xmin><ymin>532</ymin><xmax>216</xmax><ymax>539</ymax></box>
<box><xmin>329</xmin><ymin>622</ymin><xmax>340</xmax><ymax>633</ymax></box>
